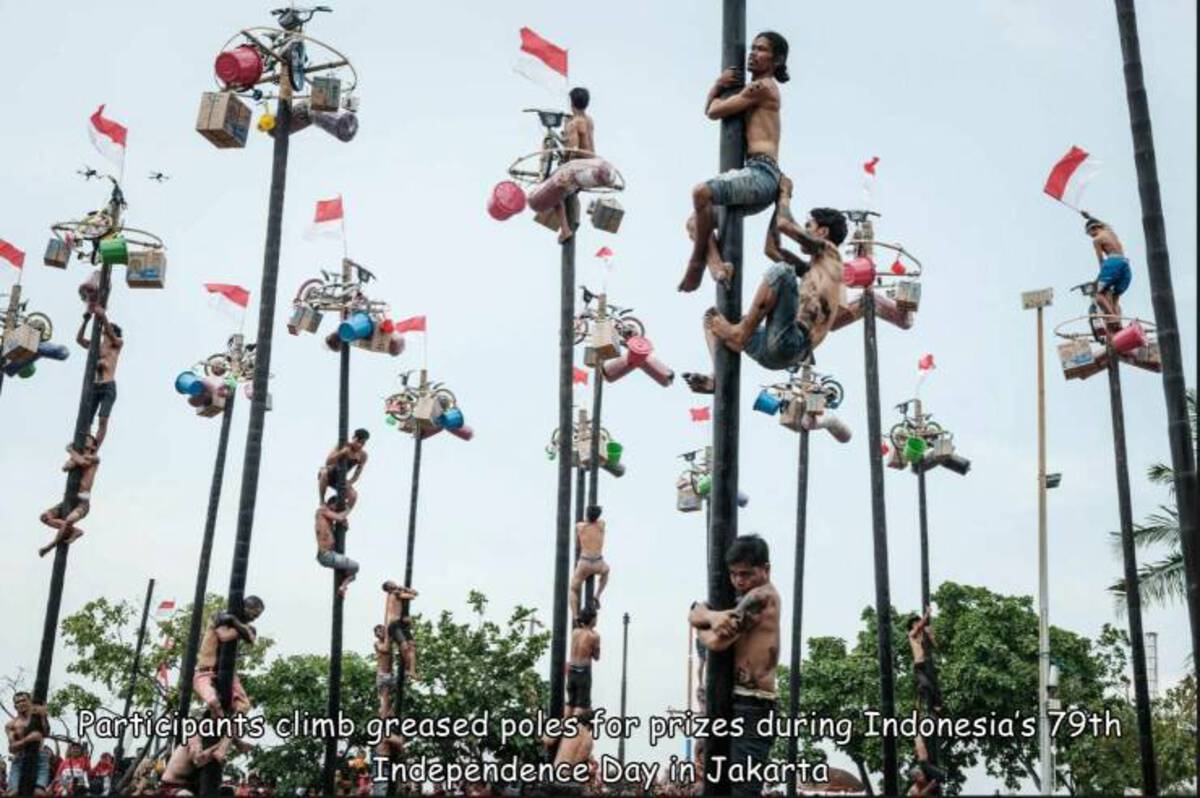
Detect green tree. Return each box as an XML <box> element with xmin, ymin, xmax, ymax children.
<box><xmin>1109</xmin><ymin>389</ymin><xmax>1195</xmax><ymax>608</ymax></box>
<box><xmin>775</xmin><ymin>582</ymin><xmax>1192</xmax><ymax>795</ymax></box>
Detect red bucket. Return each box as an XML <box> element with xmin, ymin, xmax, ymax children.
<box><xmin>843</xmin><ymin>257</ymin><xmax>876</xmax><ymax>288</ymax></box>
<box><xmin>625</xmin><ymin>335</ymin><xmax>653</xmax><ymax>366</ymax></box>
<box><xmin>1112</xmin><ymin>321</ymin><xmax>1147</xmax><ymax>354</ymax></box>
<box><xmin>215</xmin><ymin>46</ymin><xmax>264</xmax><ymax>90</ymax></box>
<box><xmin>488</xmin><ymin>181</ymin><xmax>526</xmax><ymax>221</ymax></box>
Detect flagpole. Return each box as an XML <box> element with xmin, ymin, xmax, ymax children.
<box><xmin>339</xmin><ymin>193</ymin><xmax>349</xmax><ymax>261</ymax></box>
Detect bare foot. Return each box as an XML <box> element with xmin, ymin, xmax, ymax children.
<box><xmin>678</xmin><ymin>259</ymin><xmax>706</xmax><ymax>292</ymax></box>
<box><xmin>339</xmin><ymin>574</ymin><xmax>356</xmax><ymax>597</ymax></box>
<box><xmin>558</xmin><ymin>225</ymin><xmax>575</xmax><ymax>244</ymax></box>
<box><xmin>778</xmin><ymin>174</ymin><xmax>794</xmax><ymax>200</ymax></box>
<box><xmin>683</xmin><ymin>373</ymin><xmax>715</xmax><ymax>394</ymax></box>
<box><xmin>708</xmin><ymin>312</ymin><xmax>747</xmax><ymax>352</ymax></box>
<box><xmin>706</xmin><ymin>259</ymin><xmax>734</xmax><ymax>287</ymax></box>
<box><xmin>38</xmin><ymin>543</ymin><xmax>54</xmax><ymax>558</ymax></box>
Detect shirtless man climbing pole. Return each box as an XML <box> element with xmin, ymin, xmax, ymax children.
<box><xmin>374</xmin><ymin>624</ymin><xmax>396</xmax><ymax>718</ymax></box>
<box><xmin>688</xmin><ymin>535</ymin><xmax>780</xmax><ymax>797</ymax></box>
<box><xmin>76</xmin><ymin>305</ymin><xmax>123</xmax><ymax>448</ymax></box>
<box><xmin>569</xmin><ymin>505</ymin><xmax>610</xmax><ymax>618</ymax></box>
<box><xmin>39</xmin><ymin>435</ymin><xmax>100</xmax><ymax>557</ymax></box>
<box><xmin>192</xmin><ymin>596</ymin><xmax>264</xmax><ymax>718</ymax></box>
<box><xmin>679</xmin><ymin>31</ymin><xmax>789</xmax><ymax>292</ymax></box>
<box><xmin>158</xmin><ymin>733</ymin><xmax>237</xmax><ymax>796</ymax></box>
<box><xmin>383</xmin><ymin>581</ymin><xmax>419</xmax><ymax>682</ymax></box>
<box><xmin>1082</xmin><ymin>212</ymin><xmax>1131</xmax><ymax>325</ymax></box>
<box><xmin>318</xmin><ymin>428</ymin><xmax>370</xmax><ymax>511</ymax></box>
<box><xmin>567</xmin><ymin>607</ymin><xmax>601</xmax><ymax>714</ymax></box>
<box><xmin>907</xmin><ymin>605</ymin><xmax>943</xmax><ymax>715</ymax></box>
<box><xmin>684</xmin><ymin>186</ymin><xmax>847</xmax><ymax>393</ymax></box>
<box><xmin>6</xmin><ymin>692</ymin><xmax>50</xmax><ymax>794</ymax></box>
<box><xmin>553</xmin><ymin>87</ymin><xmax>597</xmax><ymax>244</ymax></box>
<box><xmin>315</xmin><ymin>498</ymin><xmax>359</xmax><ymax>596</ymax></box>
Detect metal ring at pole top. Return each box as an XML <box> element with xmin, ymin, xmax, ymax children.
<box><xmin>1053</xmin><ymin>315</ymin><xmax>1156</xmax><ymax>341</ymax></box>
<box><xmin>842</xmin><ymin>238</ymin><xmax>924</xmax><ymax>280</ymax></box>
<box><xmin>50</xmin><ymin>222</ymin><xmax>165</xmax><ymax>252</ymax></box>
<box><xmin>215</xmin><ymin>27</ymin><xmax>359</xmax><ymax>99</ymax></box>
<box><xmin>506</xmin><ymin>149</ymin><xmax>627</xmax><ymax>192</ymax></box>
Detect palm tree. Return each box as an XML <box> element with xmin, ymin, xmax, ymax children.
<box><xmin>1110</xmin><ymin>390</ymin><xmax>1196</xmax><ymax>608</ymax></box>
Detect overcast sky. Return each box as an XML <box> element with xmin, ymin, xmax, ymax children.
<box><xmin>0</xmin><ymin>0</ymin><xmax>1195</xmax><ymax>792</ymax></box>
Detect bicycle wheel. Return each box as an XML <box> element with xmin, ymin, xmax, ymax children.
<box><xmin>888</xmin><ymin>422</ymin><xmax>909</xmax><ymax>451</ymax></box>
<box><xmin>574</xmin><ymin>317</ymin><xmax>589</xmax><ymax>345</ymax></box>
<box><xmin>433</xmin><ymin>388</ymin><xmax>457</xmax><ymax>410</ymax></box>
<box><xmin>297</xmin><ymin>279</ymin><xmax>324</xmax><ymax>305</ymax></box>
<box><xmin>386</xmin><ymin>393</ymin><xmax>414</xmax><ymax>421</ymax></box>
<box><xmin>1087</xmin><ymin>303</ymin><xmax>1107</xmax><ymax>344</ymax></box>
<box><xmin>288</xmin><ymin>39</ymin><xmax>306</xmax><ymax>91</ymax></box>
<box><xmin>821</xmin><ymin>377</ymin><xmax>845</xmax><ymax>409</ymax></box>
<box><xmin>618</xmin><ymin>316</ymin><xmax>647</xmax><ymax>340</ymax></box>
<box><xmin>24</xmin><ymin>312</ymin><xmax>53</xmax><ymax>342</ymax></box>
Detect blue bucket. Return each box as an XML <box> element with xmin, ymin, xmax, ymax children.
<box><xmin>753</xmin><ymin>390</ymin><xmax>781</xmax><ymax>415</ymax></box>
<box><xmin>438</xmin><ymin>407</ymin><xmax>465</xmax><ymax>430</ymax></box>
<box><xmin>338</xmin><ymin>312</ymin><xmax>374</xmax><ymax>342</ymax></box>
<box><xmin>737</xmin><ymin>490</ymin><xmax>750</xmax><ymax>508</ymax></box>
<box><xmin>175</xmin><ymin>371</ymin><xmax>204</xmax><ymax>396</ymax></box>
<box><xmin>37</xmin><ymin>342</ymin><xmax>70</xmax><ymax>361</ymax></box>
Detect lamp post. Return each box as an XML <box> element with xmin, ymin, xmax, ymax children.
<box><xmin>1021</xmin><ymin>287</ymin><xmax>1054</xmax><ymax>792</ymax></box>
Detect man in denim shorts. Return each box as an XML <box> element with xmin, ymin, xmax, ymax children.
<box><xmin>1082</xmin><ymin>212</ymin><xmax>1132</xmax><ymax>323</ymax></box>
<box><xmin>679</xmin><ymin>32</ymin><xmax>790</xmax><ymax>292</ymax></box>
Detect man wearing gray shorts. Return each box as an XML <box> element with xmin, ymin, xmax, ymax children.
<box><xmin>315</xmin><ymin>497</ymin><xmax>358</xmax><ymax>596</ymax></box>
<box><xmin>679</xmin><ymin>31</ymin><xmax>790</xmax><ymax>292</ymax></box>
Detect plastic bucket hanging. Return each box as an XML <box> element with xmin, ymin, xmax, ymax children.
<box><xmin>215</xmin><ymin>45</ymin><xmax>264</xmax><ymax>90</ymax></box>
<box><xmin>488</xmin><ymin>181</ymin><xmax>527</xmax><ymax>221</ymax></box>
<box><xmin>438</xmin><ymin>407</ymin><xmax>465</xmax><ymax>430</ymax></box>
<box><xmin>1112</xmin><ymin>321</ymin><xmax>1147</xmax><ymax>354</ymax></box>
<box><xmin>736</xmin><ymin>490</ymin><xmax>750</xmax><ymax>508</ymax></box>
<box><xmin>753</xmin><ymin>390</ymin><xmax>782</xmax><ymax>415</ymax></box>
<box><xmin>904</xmin><ymin>435</ymin><xmax>927</xmax><ymax>463</ymax></box>
<box><xmin>338</xmin><ymin>312</ymin><xmax>374</xmax><ymax>342</ymax></box>
<box><xmin>18</xmin><ymin>362</ymin><xmax>35</xmax><ymax>379</ymax></box>
<box><xmin>99</xmin><ymin>237</ymin><xmax>128</xmax><ymax>267</ymax></box>
<box><xmin>843</xmin><ymin>257</ymin><xmax>875</xmax><ymax>288</ymax></box>
<box><xmin>606</xmin><ymin>440</ymin><xmax>623</xmax><ymax>466</ymax></box>
<box><xmin>175</xmin><ymin>371</ymin><xmax>204</xmax><ymax>396</ymax></box>
<box><xmin>625</xmin><ymin>336</ymin><xmax>653</xmax><ymax>366</ymax></box>
<box><xmin>696</xmin><ymin>474</ymin><xmax>712</xmax><ymax>496</ymax></box>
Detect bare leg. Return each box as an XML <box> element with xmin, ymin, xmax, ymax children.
<box><xmin>569</xmin><ymin>572</ymin><xmax>583</xmax><ymax>618</ymax></box>
<box><xmin>680</xmin><ymin>185</ymin><xmax>722</xmax><ymax>292</ymax></box>
<box><xmin>682</xmin><ymin>309</ymin><xmax>720</xmax><ymax>394</ymax></box>
<box><xmin>318</xmin><ymin>467</ymin><xmax>330</xmax><ymax>503</ymax></box>
<box><xmin>403</xmin><ymin>643</ymin><xmax>418</xmax><ymax>682</ymax></box>
<box><xmin>556</xmin><ymin>202</ymin><xmax>574</xmax><ymax>244</ymax></box>
<box><xmin>343</xmin><ymin>484</ymin><xmax>358</xmax><ymax>511</ymax></box>
<box><xmin>594</xmin><ymin>563</ymin><xmax>610</xmax><ymax>602</ymax></box>
<box><xmin>709</xmin><ymin>278</ymin><xmax>777</xmax><ymax>352</ymax></box>
<box><xmin>338</xmin><ymin>570</ymin><xmax>356</xmax><ymax>597</ymax></box>
<box><xmin>39</xmin><ymin>507</ymin><xmax>62</xmax><ymax>530</ymax></box>
<box><xmin>95</xmin><ymin>416</ymin><xmax>110</xmax><ymax>449</ymax></box>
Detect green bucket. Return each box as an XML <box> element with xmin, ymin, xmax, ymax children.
<box><xmin>606</xmin><ymin>440</ymin><xmax>623</xmax><ymax>466</ymax></box>
<box><xmin>904</xmin><ymin>436</ymin><xmax>927</xmax><ymax>463</ymax></box>
<box><xmin>99</xmin><ymin>237</ymin><xmax>128</xmax><ymax>267</ymax></box>
<box><xmin>18</xmin><ymin>361</ymin><xmax>36</xmax><ymax>379</ymax></box>
<box><xmin>696</xmin><ymin>474</ymin><xmax>712</xmax><ymax>496</ymax></box>
<box><xmin>385</xmin><ymin>415</ymin><xmax>397</xmax><ymax>426</ymax></box>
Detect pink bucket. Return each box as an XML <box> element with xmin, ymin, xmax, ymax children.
<box><xmin>625</xmin><ymin>336</ymin><xmax>653</xmax><ymax>366</ymax></box>
<box><xmin>601</xmin><ymin>354</ymin><xmax>636</xmax><ymax>382</ymax></box>
<box><xmin>215</xmin><ymin>46</ymin><xmax>263</xmax><ymax>90</ymax></box>
<box><xmin>1112</xmin><ymin>322</ymin><xmax>1147</xmax><ymax>354</ymax></box>
<box><xmin>639</xmin><ymin>355</ymin><xmax>674</xmax><ymax>387</ymax></box>
<box><xmin>488</xmin><ymin>181</ymin><xmax>527</xmax><ymax>221</ymax></box>
<box><xmin>843</xmin><ymin>257</ymin><xmax>876</xmax><ymax>288</ymax></box>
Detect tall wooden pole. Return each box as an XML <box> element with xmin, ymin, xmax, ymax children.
<box><xmin>1113</xmin><ymin>2</ymin><xmax>1200</xmax><ymax>729</ymax></box>
<box><xmin>585</xmin><ymin>345</ymin><xmax>603</xmax><ymax>609</ymax></box>
<box><xmin>549</xmin><ymin>196</ymin><xmax>579</xmax><ymax>719</ymax></box>
<box><xmin>1105</xmin><ymin>346</ymin><xmax>1158</xmax><ymax>794</ymax></box>
<box><xmin>917</xmin><ymin>467</ymin><xmax>930</xmax><ymax>609</ymax></box>
<box><xmin>704</xmin><ymin>3</ymin><xmax>745</xmax><ymax>792</ymax></box>
<box><xmin>393</xmin><ymin>421</ymin><xmax>424</xmax><ymax>721</ymax></box>
<box><xmin>1035</xmin><ymin>304</ymin><xmax>1052</xmax><ymax>792</ymax></box>
<box><xmin>177</xmin><ymin>392</ymin><xmax>237</xmax><ymax>738</ymax></box>
<box><xmin>201</xmin><ymin>77</ymin><xmax>293</xmax><ymax>796</ymax></box>
<box><xmin>113</xmin><ymin>578</ymin><xmax>156</xmax><ymax>766</ymax></box>
<box><xmin>862</xmin><ymin>289</ymin><xmax>899</xmax><ymax>795</ymax></box>
<box><xmin>785</xmin><ymin>428</ymin><xmax>810</xmax><ymax>798</ymax></box>
<box><xmin>22</xmin><ymin>187</ymin><xmax>121</xmax><ymax>795</ymax></box>
<box><xmin>618</xmin><ymin>612</ymin><xmax>630</xmax><ymax>766</ymax></box>
<box><xmin>321</xmin><ymin>340</ymin><xmax>351</xmax><ymax>793</ymax></box>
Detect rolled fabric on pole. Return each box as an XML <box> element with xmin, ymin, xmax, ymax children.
<box><xmin>419</xmin><ymin>426</ymin><xmax>444</xmax><ymax>440</ymax></box>
<box><xmin>175</xmin><ymin>371</ymin><xmax>205</xmax><ymax>396</ymax></box>
<box><xmin>873</xmin><ymin>292</ymin><xmax>913</xmax><ymax>330</ymax></box>
<box><xmin>201</xmin><ymin>377</ymin><xmax>228</xmax><ymax>398</ymax></box>
<box><xmin>601</xmin><ymin>353</ymin><xmax>636</xmax><ymax>383</ymax></box>
<box><xmin>601</xmin><ymin>460</ymin><xmax>626</xmax><ymax>478</ymax></box>
<box><xmin>801</xmin><ymin>411</ymin><xmax>852</xmax><ymax>443</ymax></box>
<box><xmin>36</xmin><ymin>342</ymin><xmax>69</xmax><ymax>362</ymax></box>
<box><xmin>188</xmin><ymin>392</ymin><xmax>212</xmax><ymax>409</ymax></box>
<box><xmin>527</xmin><ymin>158</ymin><xmax>618</xmax><ymax>213</ymax></box>
<box><xmin>387</xmin><ymin>334</ymin><xmax>405</xmax><ymax>357</ymax></box>
<box><xmin>324</xmin><ymin>331</ymin><xmax>342</xmax><ymax>351</ymax></box>
<box><xmin>312</xmin><ymin>109</ymin><xmax>359</xmax><ymax>142</ymax></box>
<box><xmin>338</xmin><ymin>312</ymin><xmax>374</xmax><ymax>342</ymax></box>
<box><xmin>638</xmin><ymin>355</ymin><xmax>675</xmax><ymax>386</ymax></box>
<box><xmin>268</xmin><ymin>99</ymin><xmax>313</xmax><ymax>136</ymax></box>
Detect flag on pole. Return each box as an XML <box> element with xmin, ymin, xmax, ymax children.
<box><xmin>863</xmin><ymin>156</ymin><xmax>880</xmax><ymax>176</ymax></box>
<box><xmin>861</xmin><ymin>155</ymin><xmax>880</xmax><ymax>207</ymax></box>
<box><xmin>916</xmin><ymin>353</ymin><xmax>936</xmax><ymax>395</ymax></box>
<box><xmin>595</xmin><ymin>246</ymin><xmax>614</xmax><ymax>261</ymax></box>
<box><xmin>306</xmin><ymin>196</ymin><xmax>344</xmax><ymax>240</ymax></box>
<box><xmin>1043</xmin><ymin>146</ymin><xmax>1100</xmax><ymax>210</ymax></box>
<box><xmin>155</xmin><ymin>599</ymin><xmax>176</xmax><ymax>618</ymax></box>
<box><xmin>204</xmin><ymin>283</ymin><xmax>250</xmax><ymax>308</ymax></box>
<box><xmin>0</xmin><ymin>239</ymin><xmax>24</xmax><ymax>270</ymax></box>
<box><xmin>88</xmin><ymin>105</ymin><xmax>127</xmax><ymax>173</ymax></box>
<box><xmin>573</xmin><ymin>367</ymin><xmax>589</xmax><ymax>385</ymax></box>
<box><xmin>395</xmin><ymin>315</ymin><xmax>426</xmax><ymax>333</ymax></box>
<box><xmin>514</xmin><ymin>27</ymin><xmax>568</xmax><ymax>98</ymax></box>
<box><xmin>689</xmin><ymin>406</ymin><xmax>711</xmax><ymax>422</ymax></box>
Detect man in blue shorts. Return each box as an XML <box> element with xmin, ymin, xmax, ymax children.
<box><xmin>1083</xmin><ymin>212</ymin><xmax>1132</xmax><ymax>323</ymax></box>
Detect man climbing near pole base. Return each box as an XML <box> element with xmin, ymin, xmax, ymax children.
<box><xmin>383</xmin><ymin>581</ymin><xmax>419</xmax><ymax>682</ymax></box>
<box><xmin>317</xmin><ymin>428</ymin><xmax>370</xmax><ymax>511</ymax></box>
<box><xmin>569</xmin><ymin>505</ymin><xmax>610</xmax><ymax>618</ymax></box>
<box><xmin>38</xmin><ymin>435</ymin><xmax>100</xmax><ymax>557</ymax></box>
<box><xmin>567</xmin><ymin>606</ymin><xmax>601</xmax><ymax>714</ymax></box>
<box><xmin>315</xmin><ymin>497</ymin><xmax>359</xmax><ymax>597</ymax></box>
<box><xmin>679</xmin><ymin>31</ymin><xmax>789</xmax><ymax>293</ymax></box>
<box><xmin>192</xmin><ymin>596</ymin><xmax>264</xmax><ymax>719</ymax></box>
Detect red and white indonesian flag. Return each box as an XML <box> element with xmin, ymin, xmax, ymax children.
<box><xmin>155</xmin><ymin>599</ymin><xmax>176</xmax><ymax>618</ymax></box>
<box><xmin>916</xmin><ymin>353</ymin><xmax>936</xmax><ymax>394</ymax></box>
<box><xmin>514</xmin><ymin>27</ymin><xmax>568</xmax><ymax>98</ymax></box>
<box><xmin>1044</xmin><ymin>146</ymin><xmax>1100</xmax><ymax>210</ymax></box>
<box><xmin>306</xmin><ymin>196</ymin><xmax>345</xmax><ymax>240</ymax></box>
<box><xmin>861</xmin><ymin>155</ymin><xmax>880</xmax><ymax>206</ymax></box>
<box><xmin>88</xmin><ymin>105</ymin><xmax>127</xmax><ymax>173</ymax></box>
<box><xmin>573</xmin><ymin>366</ymin><xmax>589</xmax><ymax>386</ymax></box>
<box><xmin>205</xmin><ymin>283</ymin><xmax>250</xmax><ymax>322</ymax></box>
<box><xmin>394</xmin><ymin>315</ymin><xmax>426</xmax><ymax>333</ymax></box>
<box><xmin>690</xmin><ymin>406</ymin><xmax>711</xmax><ymax>422</ymax></box>
<box><xmin>0</xmin><ymin>238</ymin><xmax>24</xmax><ymax>270</ymax></box>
